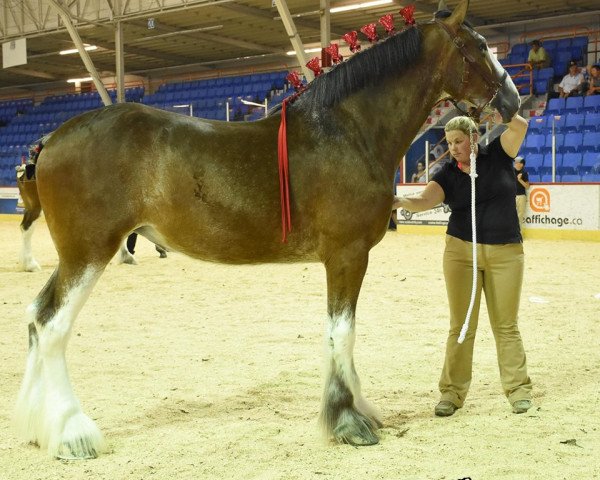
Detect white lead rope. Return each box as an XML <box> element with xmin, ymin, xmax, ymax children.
<box><xmin>457</xmin><ymin>130</ymin><xmax>478</xmax><ymax>344</ymax></box>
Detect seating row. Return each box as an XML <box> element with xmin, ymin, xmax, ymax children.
<box><xmin>521</xmin><ymin>132</ymin><xmax>600</xmax><ymax>154</ymax></box>
<box><xmin>523</xmin><ymin>152</ymin><xmax>600</xmax><ymax>175</ymax></box>
<box><xmin>546</xmin><ymin>96</ymin><xmax>600</xmax><ymax>114</ymax></box>
<box><xmin>528</xmin><ymin>173</ymin><xmax>600</xmax><ymax>183</ymax></box>
<box><xmin>528</xmin><ymin>113</ymin><xmax>600</xmax><ymax>133</ymax></box>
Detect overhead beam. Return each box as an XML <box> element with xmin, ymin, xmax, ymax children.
<box><xmin>46</xmin><ymin>0</ymin><xmax>112</xmax><ymax>106</ymax></box>
<box><xmin>3</xmin><ymin>67</ymin><xmax>57</xmax><ymax>79</ymax></box>
<box><xmin>274</xmin><ymin>0</ymin><xmax>312</xmax><ymax>80</ymax></box>
<box><xmin>220</xmin><ymin>2</ymin><xmax>345</xmax><ymax>37</ymax></box>
<box><xmin>128</xmin><ymin>19</ymin><xmax>281</xmax><ymax>54</ymax></box>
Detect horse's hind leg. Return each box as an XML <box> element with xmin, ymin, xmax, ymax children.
<box><xmin>18</xmin><ymin>181</ymin><xmax>42</xmax><ymax>272</ymax></box>
<box><xmin>320</xmin><ymin>246</ymin><xmax>382</xmax><ymax>446</ymax></box>
<box><xmin>14</xmin><ymin>263</ymin><xmax>107</xmax><ymax>459</ymax></box>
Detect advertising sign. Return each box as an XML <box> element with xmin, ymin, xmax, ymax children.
<box><xmin>396</xmin><ymin>184</ymin><xmax>600</xmax><ymax>231</ymax></box>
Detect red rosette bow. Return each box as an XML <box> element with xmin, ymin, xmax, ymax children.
<box><xmin>360</xmin><ymin>23</ymin><xmax>379</xmax><ymax>43</ymax></box>
<box><xmin>324</xmin><ymin>43</ymin><xmax>343</xmax><ymax>64</ymax></box>
<box><xmin>399</xmin><ymin>5</ymin><xmax>416</xmax><ymax>26</ymax></box>
<box><xmin>286</xmin><ymin>71</ymin><xmax>304</xmax><ymax>92</ymax></box>
<box><xmin>306</xmin><ymin>57</ymin><xmax>323</xmax><ymax>77</ymax></box>
<box><xmin>378</xmin><ymin>14</ymin><xmax>395</xmax><ymax>35</ymax></box>
<box><xmin>342</xmin><ymin>31</ymin><xmax>361</xmax><ymax>53</ymax></box>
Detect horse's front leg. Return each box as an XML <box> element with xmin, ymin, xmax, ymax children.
<box><xmin>320</xmin><ymin>246</ymin><xmax>382</xmax><ymax>446</ymax></box>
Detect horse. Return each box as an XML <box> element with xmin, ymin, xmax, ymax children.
<box><xmin>16</xmin><ymin>151</ymin><xmax>162</xmax><ymax>271</ymax></box>
<box><xmin>14</xmin><ymin>0</ymin><xmax>520</xmax><ymax>459</ymax></box>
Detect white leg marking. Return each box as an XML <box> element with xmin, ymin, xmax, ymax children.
<box><xmin>20</xmin><ymin>224</ymin><xmax>41</xmax><ymax>272</ymax></box>
<box><xmin>115</xmin><ymin>242</ymin><xmax>137</xmax><ymax>265</ymax></box>
<box><xmin>14</xmin><ymin>268</ymin><xmax>106</xmax><ymax>458</ymax></box>
<box><xmin>325</xmin><ymin>310</ymin><xmax>380</xmax><ymax>422</ymax></box>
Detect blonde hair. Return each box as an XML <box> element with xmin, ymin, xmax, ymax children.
<box><xmin>444</xmin><ymin>116</ymin><xmax>478</xmax><ymax>136</ymax></box>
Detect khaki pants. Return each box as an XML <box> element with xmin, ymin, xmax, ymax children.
<box><xmin>439</xmin><ymin>235</ymin><xmax>532</xmax><ymax>407</ymax></box>
<box><xmin>516</xmin><ymin>194</ymin><xmax>527</xmax><ymax>226</ymax></box>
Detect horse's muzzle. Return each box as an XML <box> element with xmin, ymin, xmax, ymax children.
<box><xmin>491</xmin><ymin>75</ymin><xmax>520</xmax><ymax>123</ymax></box>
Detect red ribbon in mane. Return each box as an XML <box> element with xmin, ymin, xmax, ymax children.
<box><xmin>278</xmin><ymin>98</ymin><xmax>292</xmax><ymax>242</ymax></box>
<box><xmin>378</xmin><ymin>14</ymin><xmax>395</xmax><ymax>35</ymax></box>
<box><xmin>324</xmin><ymin>43</ymin><xmax>343</xmax><ymax>64</ymax></box>
<box><xmin>342</xmin><ymin>31</ymin><xmax>361</xmax><ymax>53</ymax></box>
<box><xmin>306</xmin><ymin>57</ymin><xmax>323</xmax><ymax>77</ymax></box>
<box><xmin>360</xmin><ymin>23</ymin><xmax>379</xmax><ymax>43</ymax></box>
<box><xmin>399</xmin><ymin>5</ymin><xmax>416</xmax><ymax>26</ymax></box>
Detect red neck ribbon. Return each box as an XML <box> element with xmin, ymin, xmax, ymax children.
<box><xmin>277</xmin><ymin>98</ymin><xmax>292</xmax><ymax>242</ymax></box>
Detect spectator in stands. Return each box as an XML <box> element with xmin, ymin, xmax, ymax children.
<box><xmin>411</xmin><ymin>160</ymin><xmax>426</xmax><ymax>183</ymax></box>
<box><xmin>527</xmin><ymin>40</ymin><xmax>550</xmax><ymax>70</ymax></box>
<box><xmin>393</xmin><ymin>112</ymin><xmax>532</xmax><ymax>418</ymax></box>
<box><xmin>514</xmin><ymin>156</ymin><xmax>529</xmax><ymax>228</ymax></box>
<box><xmin>558</xmin><ymin>61</ymin><xmax>585</xmax><ymax>98</ymax></box>
<box><xmin>584</xmin><ymin>64</ymin><xmax>600</xmax><ymax>96</ymax></box>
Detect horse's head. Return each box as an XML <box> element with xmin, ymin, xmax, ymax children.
<box><xmin>434</xmin><ymin>0</ymin><xmax>520</xmax><ymax>122</ymax></box>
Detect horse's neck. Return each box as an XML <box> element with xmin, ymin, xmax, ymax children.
<box><xmin>339</xmin><ymin>60</ymin><xmax>445</xmax><ymax>175</ymax></box>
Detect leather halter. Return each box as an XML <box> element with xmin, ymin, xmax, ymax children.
<box><xmin>434</xmin><ymin>19</ymin><xmax>508</xmax><ymax>119</ymax></box>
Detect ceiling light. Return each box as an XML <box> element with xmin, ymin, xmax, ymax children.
<box><xmin>286</xmin><ymin>47</ymin><xmax>322</xmax><ymax>56</ymax></box>
<box><xmin>60</xmin><ymin>45</ymin><xmax>98</xmax><ymax>55</ymax></box>
<box><xmin>331</xmin><ymin>0</ymin><xmax>393</xmax><ymax>13</ymax></box>
<box><xmin>66</xmin><ymin>77</ymin><xmax>93</xmax><ymax>83</ymax></box>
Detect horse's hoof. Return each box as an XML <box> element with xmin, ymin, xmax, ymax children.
<box><xmin>158</xmin><ymin>251</ymin><xmax>167</xmax><ymax>258</ymax></box>
<box><xmin>23</xmin><ymin>261</ymin><xmax>41</xmax><ymax>272</ymax></box>
<box><xmin>56</xmin><ymin>441</ymin><xmax>98</xmax><ymax>460</ymax></box>
<box><xmin>52</xmin><ymin>412</ymin><xmax>106</xmax><ymax>460</ymax></box>
<box><xmin>121</xmin><ymin>256</ymin><xmax>137</xmax><ymax>265</ymax></box>
<box><xmin>333</xmin><ymin>410</ymin><xmax>380</xmax><ymax>446</ymax></box>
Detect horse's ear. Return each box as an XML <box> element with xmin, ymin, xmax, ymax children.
<box><xmin>445</xmin><ymin>0</ymin><xmax>469</xmax><ymax>27</ymax></box>
<box><xmin>437</xmin><ymin>0</ymin><xmax>448</xmax><ymax>12</ymax></box>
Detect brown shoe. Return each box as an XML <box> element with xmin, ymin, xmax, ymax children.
<box><xmin>435</xmin><ymin>401</ymin><xmax>458</xmax><ymax>417</ymax></box>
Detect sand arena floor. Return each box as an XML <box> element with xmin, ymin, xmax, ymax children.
<box><xmin>0</xmin><ymin>215</ymin><xmax>599</xmax><ymax>480</ymax></box>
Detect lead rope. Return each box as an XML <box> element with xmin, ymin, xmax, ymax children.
<box><xmin>458</xmin><ymin>130</ymin><xmax>478</xmax><ymax>344</ymax></box>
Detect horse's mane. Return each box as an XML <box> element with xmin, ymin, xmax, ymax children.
<box><xmin>274</xmin><ymin>25</ymin><xmax>422</xmax><ymax>113</ymax></box>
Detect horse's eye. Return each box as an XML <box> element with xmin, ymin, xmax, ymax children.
<box><xmin>479</xmin><ymin>42</ymin><xmax>488</xmax><ymax>52</ymax></box>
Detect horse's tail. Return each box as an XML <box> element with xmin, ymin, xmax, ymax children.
<box><xmin>28</xmin><ymin>132</ymin><xmax>54</xmax><ymax>165</ymax></box>
<box><xmin>17</xmin><ymin>131</ymin><xmax>54</xmax><ymax>183</ymax></box>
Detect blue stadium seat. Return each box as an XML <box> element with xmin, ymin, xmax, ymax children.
<box><xmin>511</xmin><ymin>43</ymin><xmax>528</xmax><ymax>56</ymax></box>
<box><xmin>546</xmin><ymin>98</ymin><xmax>566</xmax><ymax>114</ymax></box>
<box><xmin>571</xmin><ymin>36</ymin><xmax>588</xmax><ymax>50</ymax></box>
<box><xmin>582</xmin><ymin>132</ymin><xmax>600</xmax><ymax>152</ymax></box>
<box><xmin>541</xmin><ymin>174</ymin><xmax>555</xmax><ymax>182</ymax></box>
<box><xmin>582</xmin><ymin>112</ymin><xmax>600</xmax><ymax>132</ymax></box>
<box><xmin>559</xmin><ymin>152</ymin><xmax>582</xmax><ymax>174</ymax></box>
<box><xmin>564</xmin><ymin>96</ymin><xmax>584</xmax><ymax>114</ymax></box>
<box><xmin>528</xmin><ymin>174</ymin><xmax>541</xmax><ymax>183</ymax></box>
<box><xmin>528</xmin><ymin>116</ymin><xmax>546</xmax><ymax>133</ymax></box>
<box><xmin>555</xmin><ymin>49</ymin><xmax>573</xmax><ymax>65</ymax></box>
<box><xmin>541</xmin><ymin>153</ymin><xmax>562</xmax><ymax>175</ymax></box>
<box><xmin>542</xmin><ymin>133</ymin><xmax>563</xmax><ymax>154</ymax></box>
<box><xmin>564</xmin><ymin>113</ymin><xmax>585</xmax><ymax>132</ymax></box>
<box><xmin>522</xmin><ymin>133</ymin><xmax>546</xmax><ymax>154</ymax></box>
<box><xmin>579</xmin><ymin>152</ymin><xmax>600</xmax><ymax>174</ymax></box>
<box><xmin>562</xmin><ymin>132</ymin><xmax>583</xmax><ymax>152</ymax></box>
<box><xmin>534</xmin><ymin>80</ymin><xmax>549</xmax><ymax>95</ymax></box>
<box><xmin>582</xmin><ymin>174</ymin><xmax>600</xmax><ymax>182</ymax></box>
<box><xmin>560</xmin><ymin>174</ymin><xmax>581</xmax><ymax>182</ymax></box>
<box><xmin>525</xmin><ymin>153</ymin><xmax>544</xmax><ymax>173</ymax></box>
<box><xmin>583</xmin><ymin>95</ymin><xmax>600</xmax><ymax>112</ymax></box>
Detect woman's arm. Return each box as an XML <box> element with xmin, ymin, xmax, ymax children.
<box><xmin>393</xmin><ymin>181</ymin><xmax>445</xmax><ymax>212</ymax></box>
<box><xmin>517</xmin><ymin>172</ymin><xmax>530</xmax><ymax>189</ymax></box>
<box><xmin>499</xmin><ymin>114</ymin><xmax>529</xmax><ymax>158</ymax></box>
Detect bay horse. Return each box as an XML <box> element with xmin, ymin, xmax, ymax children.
<box><xmin>14</xmin><ymin>0</ymin><xmax>520</xmax><ymax>458</ymax></box>
<box><xmin>16</xmin><ymin>150</ymin><xmax>162</xmax><ymax>271</ymax></box>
